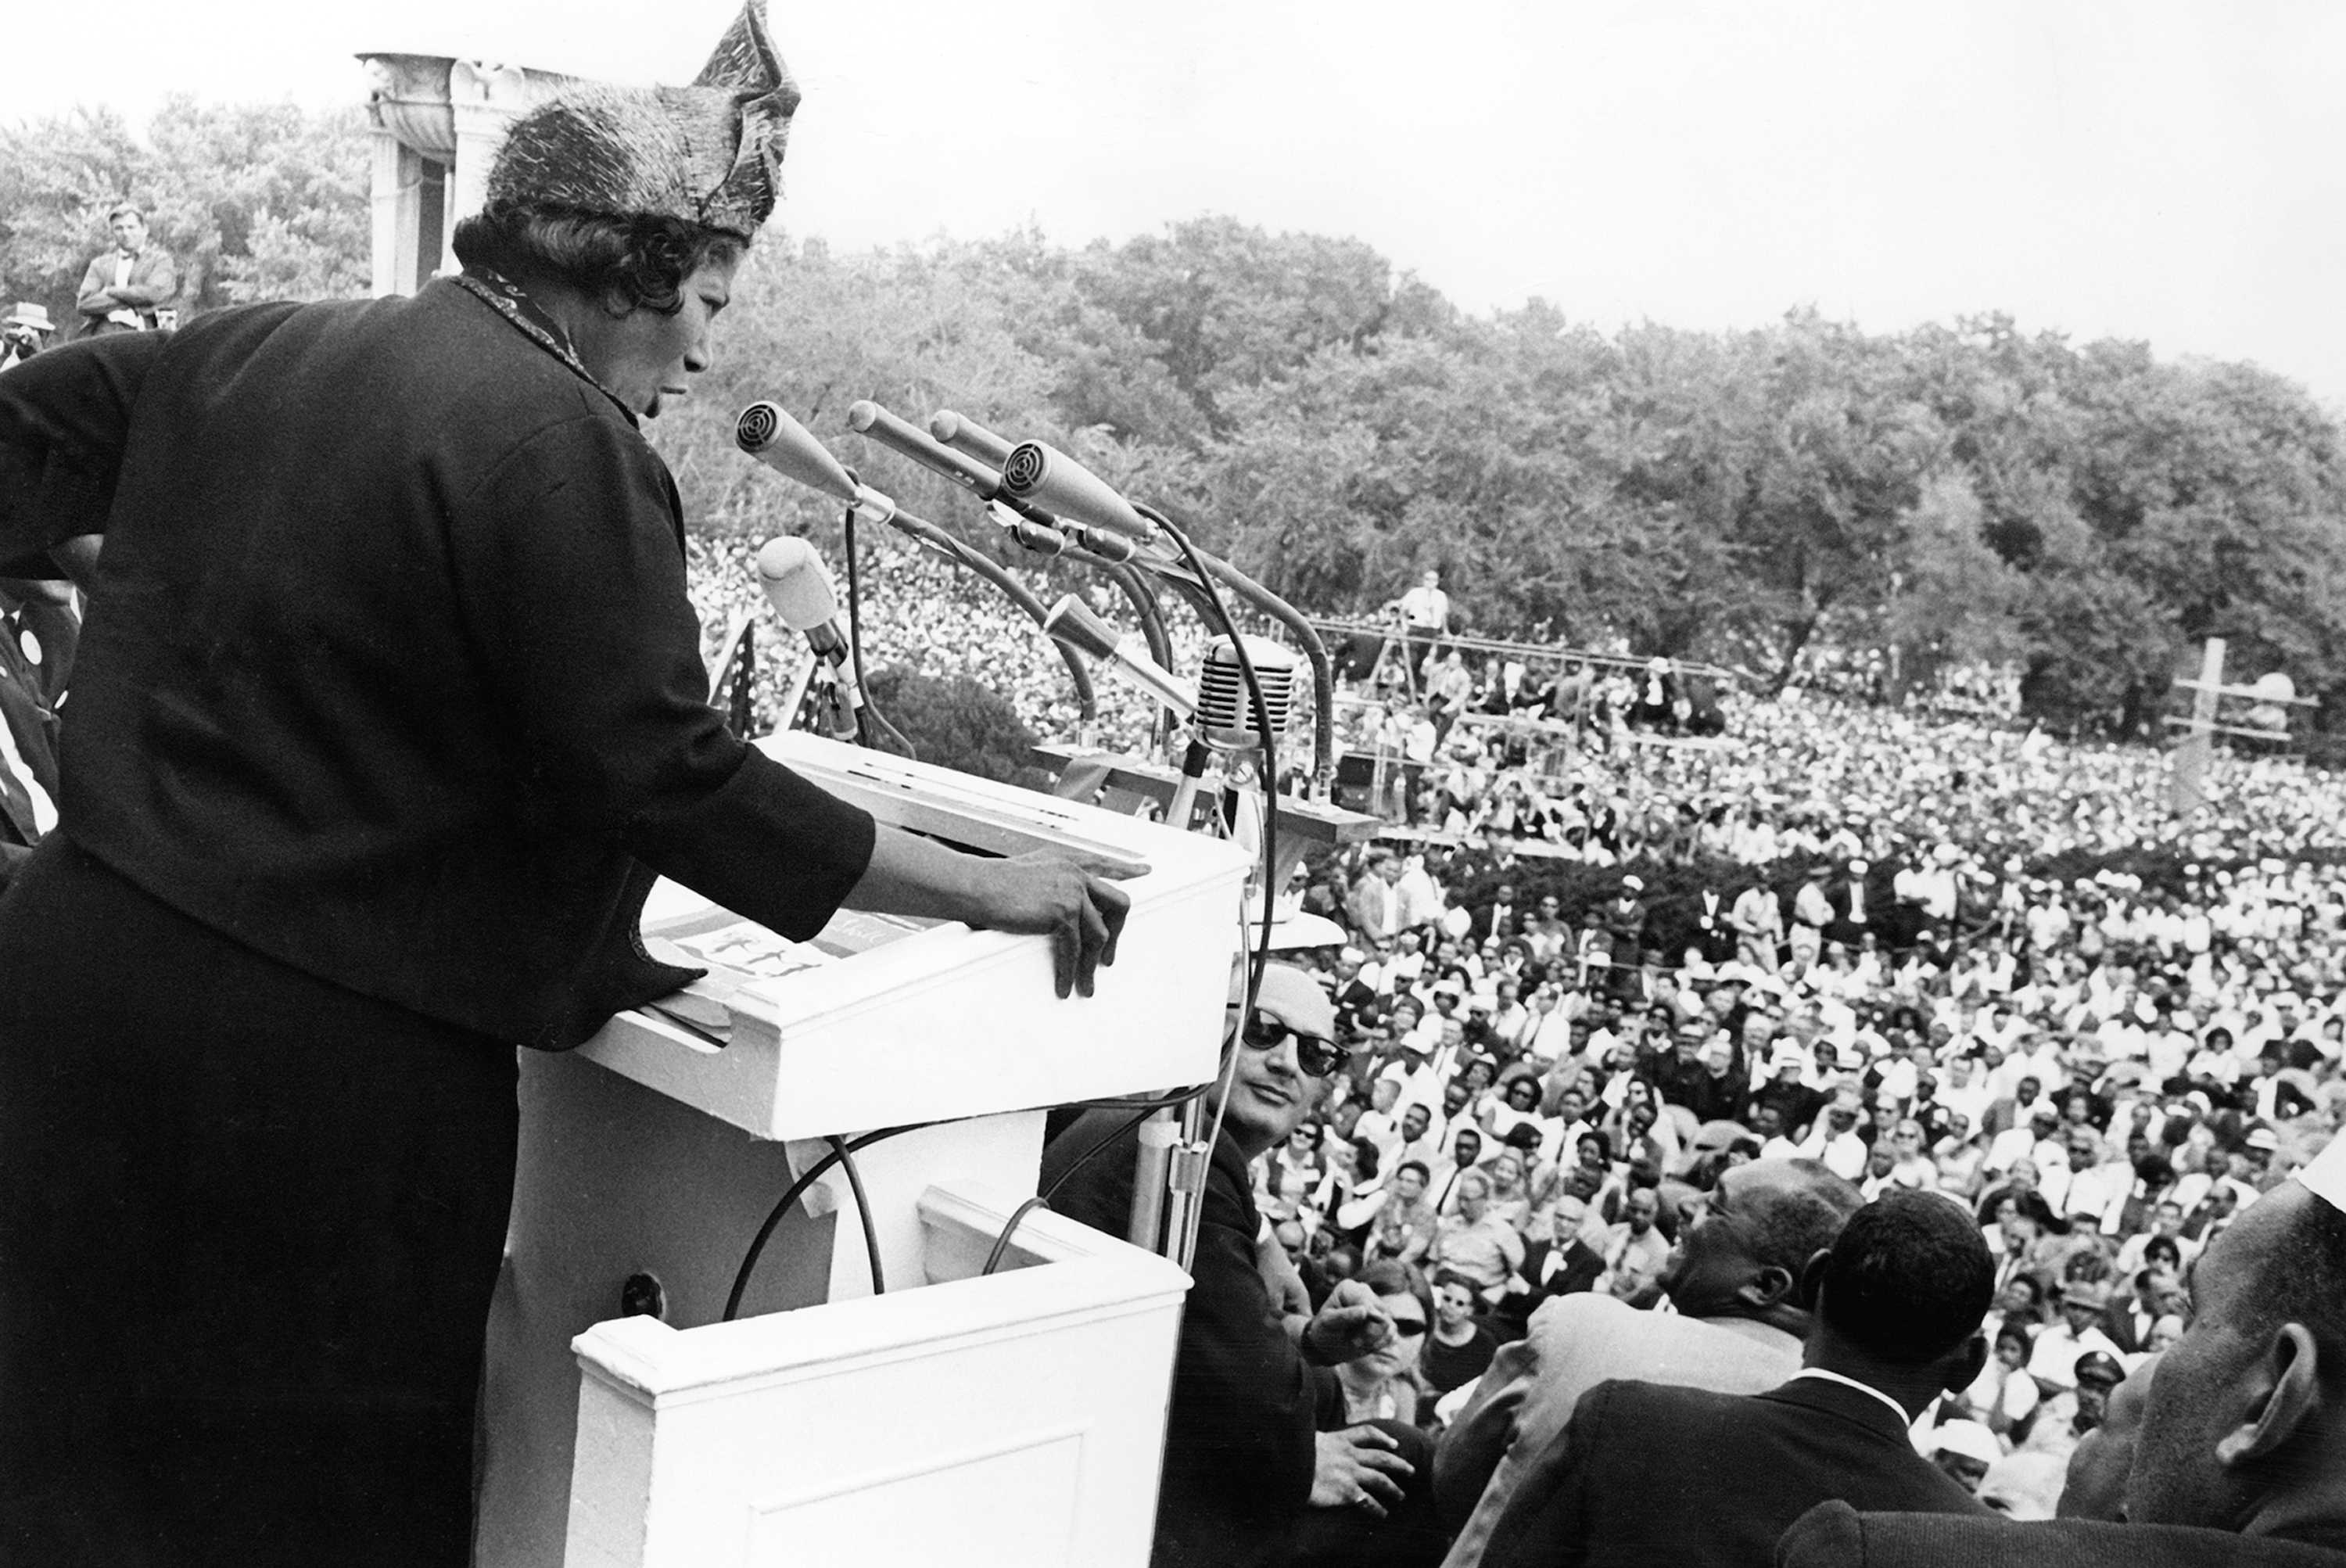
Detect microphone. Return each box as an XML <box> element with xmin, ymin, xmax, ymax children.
<box><xmin>1195</xmin><ymin>635</ymin><xmax>1298</xmax><ymax>752</ymax></box>
<box><xmin>846</xmin><ymin>400</ymin><xmax>1004</xmax><ymax>501</ymax></box>
<box><xmin>1043</xmin><ymin>594</ymin><xmax>1197</xmax><ymax>719</ymax></box>
<box><xmin>756</xmin><ymin>536</ymin><xmax>861</xmax><ymax>733</ymax></box>
<box><xmin>929</xmin><ymin>409</ymin><xmax>1015</xmax><ymax>468</ymax></box>
<box><xmin>736</xmin><ymin>402</ymin><xmax>898</xmax><ymax>525</ymax></box>
<box><xmin>988</xmin><ymin>502</ymin><xmax>1068</xmax><ymax>557</ymax></box>
<box><xmin>998</xmin><ymin>440</ymin><xmax>1156</xmax><ymax>541</ymax></box>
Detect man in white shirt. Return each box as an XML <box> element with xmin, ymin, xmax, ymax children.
<box><xmin>72</xmin><ymin>204</ymin><xmax>179</xmax><ymax>336</ymax></box>
<box><xmin>1601</xmin><ymin>1187</ymin><xmax>1672</xmax><ymax>1300</ymax></box>
<box><xmin>1799</xmin><ymin>1092</ymin><xmax>1871</xmax><ymax>1181</ymax></box>
<box><xmin>2024</xmin><ymin>1282</ymin><xmax>2123</xmax><ymax>1393</ymax></box>
<box><xmin>1395</xmin><ymin>854</ymin><xmax>1447</xmax><ymax>934</ymax></box>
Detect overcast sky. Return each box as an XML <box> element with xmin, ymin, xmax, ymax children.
<box><xmin>16</xmin><ymin>0</ymin><xmax>2346</xmax><ymax>407</ymax></box>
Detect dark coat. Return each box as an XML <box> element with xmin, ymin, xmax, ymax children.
<box><xmin>1778</xmin><ymin>1501</ymin><xmax>2346</xmax><ymax>1568</ymax></box>
<box><xmin>1482</xmin><ymin>1375</ymin><xmax>1989</xmax><ymax>1568</ymax></box>
<box><xmin>0</xmin><ymin>282</ymin><xmax>875</xmax><ymax>1048</ymax></box>
<box><xmin>1042</xmin><ymin>1111</ymin><xmax>1339</xmax><ymax>1568</ymax></box>
<box><xmin>1494</xmin><ymin>1236</ymin><xmax>1604</xmax><ymax>1333</ymax></box>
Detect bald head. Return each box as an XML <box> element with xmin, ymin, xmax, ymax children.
<box><xmin>2126</xmin><ymin>1179</ymin><xmax>2346</xmax><ymax>1534</ymax></box>
<box><xmin>1250</xmin><ymin>962</ymin><xmax>1336</xmax><ymax>1040</ymax></box>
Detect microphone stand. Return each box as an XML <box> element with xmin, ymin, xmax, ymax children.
<box><xmin>880</xmin><ymin>509</ymin><xmax>1099</xmax><ymax>730</ymax></box>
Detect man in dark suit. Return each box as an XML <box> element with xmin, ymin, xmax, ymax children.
<box><xmin>1044</xmin><ymin>964</ymin><xmax>1444</xmax><ymax>1568</ymax></box>
<box><xmin>1472</xmin><ymin>883</ymin><xmax>1520</xmax><ymax>945</ymax></box>
<box><xmin>1480</xmin><ymin>1188</ymin><xmax>1994</xmax><ymax>1567</ymax></box>
<box><xmin>2100</xmin><ymin>1265</ymin><xmax>2167</xmax><ymax>1355</ymax></box>
<box><xmin>1495</xmin><ymin>1197</ymin><xmax>1603</xmax><ymax>1333</ymax></box>
<box><xmin>1781</xmin><ymin>1143</ymin><xmax>2346</xmax><ymax>1567</ymax></box>
<box><xmin>1822</xmin><ymin>858</ymin><xmax>1877</xmax><ymax>950</ymax></box>
<box><xmin>1436</xmin><ymin>1158</ymin><xmax>1861</xmax><ymax>1566</ymax></box>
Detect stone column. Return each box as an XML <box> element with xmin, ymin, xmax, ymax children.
<box><xmin>445</xmin><ymin>61</ymin><xmax>540</xmax><ymax>281</ymax></box>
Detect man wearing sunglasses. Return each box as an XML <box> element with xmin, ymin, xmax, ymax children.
<box><xmin>1042</xmin><ymin>963</ymin><xmax>1447</xmax><ymax>1568</ymax></box>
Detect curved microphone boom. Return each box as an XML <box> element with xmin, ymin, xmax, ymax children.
<box><xmin>737</xmin><ymin>403</ymin><xmax>1099</xmax><ymax>724</ymax></box>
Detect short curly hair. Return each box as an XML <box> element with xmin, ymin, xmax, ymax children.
<box><xmin>451</xmin><ymin>199</ymin><xmax>744</xmax><ymax>315</ymax></box>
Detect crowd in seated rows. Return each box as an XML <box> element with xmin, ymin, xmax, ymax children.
<box><xmin>1255</xmin><ymin>824</ymin><xmax>2344</xmax><ymax>1501</ymax></box>
<box><xmin>685</xmin><ymin>540</ymin><xmax>2346</xmax><ymax>1561</ymax></box>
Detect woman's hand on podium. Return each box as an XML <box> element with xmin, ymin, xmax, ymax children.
<box><xmin>847</xmin><ymin>826</ymin><xmax>1139</xmax><ymax>999</ymax></box>
<box><xmin>970</xmin><ymin>849</ymin><xmax>1137</xmax><ymax>999</ymax></box>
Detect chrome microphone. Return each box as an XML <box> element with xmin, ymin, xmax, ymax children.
<box><xmin>1195</xmin><ymin>636</ymin><xmax>1297</xmax><ymax>752</ymax></box>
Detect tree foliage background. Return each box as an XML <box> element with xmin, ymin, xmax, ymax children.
<box><xmin>9</xmin><ymin>100</ymin><xmax>2346</xmax><ymax>740</ymax></box>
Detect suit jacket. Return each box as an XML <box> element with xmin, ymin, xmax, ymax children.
<box><xmin>1042</xmin><ymin>1111</ymin><xmax>1338</xmax><ymax>1568</ymax></box>
<box><xmin>1777</xmin><ymin>1501</ymin><xmax>2346</xmax><ymax>1568</ymax></box>
<box><xmin>1437</xmin><ymin>1294</ymin><xmax>1804</xmax><ymax>1566</ymax></box>
<box><xmin>74</xmin><ymin>247</ymin><xmax>178</xmax><ymax>335</ymax></box>
<box><xmin>2100</xmin><ymin>1299</ymin><xmax>2158</xmax><ymax>1356</ymax></box>
<box><xmin>1482</xmin><ymin>1375</ymin><xmax>1987</xmax><ymax>1568</ymax></box>
<box><xmin>1501</xmin><ymin>1237</ymin><xmax>1602</xmax><ymax>1325</ymax></box>
<box><xmin>1473</xmin><ymin>900</ymin><xmax>1519</xmax><ymax>944</ymax></box>
<box><xmin>1350</xmin><ymin>873</ymin><xmax>1405</xmax><ymax>942</ymax></box>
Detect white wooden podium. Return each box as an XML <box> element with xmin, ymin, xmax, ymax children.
<box><xmin>475</xmin><ymin>733</ymin><xmax>1250</xmax><ymax>1567</ymax></box>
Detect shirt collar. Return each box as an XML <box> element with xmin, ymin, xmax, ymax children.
<box><xmin>1790</xmin><ymin>1367</ymin><xmax>1912</xmax><ymax>1430</ymax></box>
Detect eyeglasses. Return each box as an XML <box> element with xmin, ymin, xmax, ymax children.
<box><xmin>1237</xmin><ymin>1009</ymin><xmax>1347</xmax><ymax>1078</ymax></box>
<box><xmin>1386</xmin><ymin>1317</ymin><xmax>1429</xmax><ymax>1338</ymax></box>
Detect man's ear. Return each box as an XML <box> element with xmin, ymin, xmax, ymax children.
<box><xmin>1738</xmin><ymin>1262</ymin><xmax>1797</xmax><ymax>1313</ymax></box>
<box><xmin>2217</xmin><ymin>1323</ymin><xmax>2323</xmax><ymax>1469</ymax></box>
<box><xmin>1795</xmin><ymin>1247</ymin><xmax>1835</xmax><ymax>1311</ymax></box>
<box><xmin>1939</xmin><ymin>1333</ymin><xmax>1990</xmax><ymax>1398</ymax></box>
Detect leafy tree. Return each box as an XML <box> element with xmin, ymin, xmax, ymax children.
<box><xmin>0</xmin><ymin>99</ymin><xmax>371</xmax><ymax>333</ymax></box>
<box><xmin>14</xmin><ymin>91</ymin><xmax>2346</xmax><ymax>750</ymax></box>
<box><xmin>864</xmin><ymin>666</ymin><xmax>1046</xmax><ymax>788</ymax></box>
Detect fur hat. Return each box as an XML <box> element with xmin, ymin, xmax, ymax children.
<box><xmin>485</xmin><ymin>0</ymin><xmax>799</xmax><ymax>237</ymax></box>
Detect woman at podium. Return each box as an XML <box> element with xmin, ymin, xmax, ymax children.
<box><xmin>0</xmin><ymin>6</ymin><xmax>1125</xmax><ymax>1563</ymax></box>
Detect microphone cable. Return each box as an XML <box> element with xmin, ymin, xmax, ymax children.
<box><xmin>978</xmin><ymin>500</ymin><xmax>1284</xmax><ymax>1280</ymax></box>
<box><xmin>830</xmin><ymin>1132</ymin><xmax>884</xmax><ymax>1299</ymax></box>
<box><xmin>1137</xmin><ymin>501</ymin><xmax>1279</xmax><ymax>1016</ymax></box>
<box><xmin>725</xmin><ymin>1076</ymin><xmax>1227</xmax><ymax>1317</ymax></box>
<box><xmin>980</xmin><ymin>1035</ymin><xmax>1239</xmax><ymax>1278</ymax></box>
<box><xmin>840</xmin><ymin>501</ymin><xmax>916</xmax><ymax>758</ymax></box>
<box><xmin>723</xmin><ymin>1122</ymin><xmax>917</xmax><ymax>1322</ymax></box>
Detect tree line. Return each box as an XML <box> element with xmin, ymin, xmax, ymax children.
<box><xmin>8</xmin><ymin>99</ymin><xmax>2344</xmax><ymax>738</ymax></box>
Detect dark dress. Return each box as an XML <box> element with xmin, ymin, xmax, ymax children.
<box><xmin>1422</xmin><ymin>1322</ymin><xmax>1501</xmax><ymax>1401</ymax></box>
<box><xmin>0</xmin><ymin>278</ymin><xmax>878</xmax><ymax>1564</ymax></box>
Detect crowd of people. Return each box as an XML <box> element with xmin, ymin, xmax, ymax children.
<box><xmin>692</xmin><ymin>530</ymin><xmax>2346</xmax><ymax>877</ymax></box>
<box><xmin>691</xmin><ymin>540</ymin><xmax>2346</xmax><ymax>1564</ymax></box>
<box><xmin>1334</xmin><ymin>662</ymin><xmax>2345</xmax><ymax>867</ymax></box>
